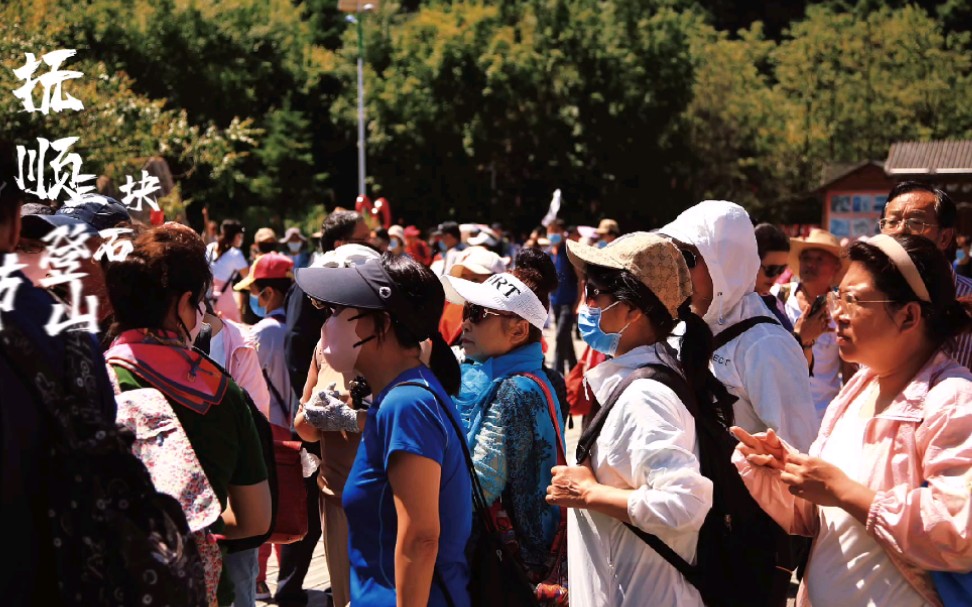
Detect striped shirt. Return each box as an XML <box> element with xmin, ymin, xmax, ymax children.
<box><xmin>951</xmin><ymin>273</ymin><xmax>972</xmax><ymax>370</ymax></box>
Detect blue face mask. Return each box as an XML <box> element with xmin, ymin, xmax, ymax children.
<box><xmin>548</xmin><ymin>233</ymin><xmax>563</xmax><ymax>246</ymax></box>
<box><xmin>437</xmin><ymin>240</ymin><xmax>447</xmax><ymax>253</ymax></box>
<box><xmin>249</xmin><ymin>293</ymin><xmax>267</xmax><ymax>318</ymax></box>
<box><xmin>596</xmin><ymin>240</ymin><xmax>608</xmax><ymax>249</ymax></box>
<box><xmin>578</xmin><ymin>302</ymin><xmax>630</xmax><ymax>356</ymax></box>
<box><xmin>957</xmin><ymin>249</ymin><xmax>967</xmax><ymax>262</ymax></box>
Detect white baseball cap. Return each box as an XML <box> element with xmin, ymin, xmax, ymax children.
<box><xmin>441</xmin><ymin>272</ymin><xmax>548</xmax><ymax>330</ymax></box>
<box><xmin>467</xmin><ymin>226</ymin><xmax>499</xmax><ymax>247</ymax></box>
<box><xmin>314</xmin><ymin>242</ymin><xmax>380</xmax><ymax>268</ymax></box>
<box><xmin>449</xmin><ymin>246</ymin><xmax>506</xmax><ymax>276</ymax></box>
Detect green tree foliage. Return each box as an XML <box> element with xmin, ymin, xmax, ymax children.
<box><xmin>2</xmin><ymin>0</ymin><xmax>971</xmax><ymax>231</ymax></box>
<box><xmin>327</xmin><ymin>0</ymin><xmax>699</xmax><ymax>228</ymax></box>
<box><xmin>0</xmin><ymin>17</ymin><xmax>258</xmax><ymax>221</ymax></box>
<box><xmin>681</xmin><ymin>3</ymin><xmax>972</xmax><ymax>222</ymax></box>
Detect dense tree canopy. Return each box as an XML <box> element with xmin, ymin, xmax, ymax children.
<box><xmin>1</xmin><ymin>0</ymin><xmax>970</xmax><ymax>234</ymax></box>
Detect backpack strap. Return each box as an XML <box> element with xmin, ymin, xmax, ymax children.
<box><xmin>517</xmin><ymin>372</ymin><xmax>566</xmax><ymax>466</ymax></box>
<box><xmin>571</xmin><ymin>362</ymin><xmax>709</xmax><ymax>593</ymax></box>
<box><xmin>712</xmin><ymin>316</ymin><xmax>780</xmax><ymax>351</ymax></box>
<box><xmin>575</xmin><ymin>363</ymin><xmax>687</xmax><ymax>464</ymax></box>
<box><xmin>397</xmin><ymin>380</ymin><xmax>541</xmax><ymax>606</ymax></box>
<box><xmin>262</xmin><ymin>367</ymin><xmax>294</xmax><ymax>426</ymax></box>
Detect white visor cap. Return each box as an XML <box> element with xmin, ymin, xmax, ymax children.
<box><xmin>441</xmin><ymin>272</ymin><xmax>548</xmax><ymax>330</ymax></box>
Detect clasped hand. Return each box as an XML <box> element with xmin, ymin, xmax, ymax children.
<box><xmin>731</xmin><ymin>426</ymin><xmax>854</xmax><ymax>508</ymax></box>
<box><xmin>546</xmin><ymin>461</ymin><xmax>597</xmax><ymax>509</ymax></box>
<box><xmin>303</xmin><ymin>383</ymin><xmax>360</xmax><ymax>433</ymax></box>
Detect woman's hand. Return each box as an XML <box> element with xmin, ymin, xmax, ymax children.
<box><xmin>731</xmin><ymin>426</ymin><xmax>787</xmax><ymax>470</ymax></box>
<box><xmin>780</xmin><ymin>453</ymin><xmax>852</xmax><ymax>506</ymax></box>
<box><xmin>546</xmin><ymin>462</ymin><xmax>598</xmax><ymax>509</ymax></box>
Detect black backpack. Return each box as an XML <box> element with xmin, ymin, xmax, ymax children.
<box><xmin>0</xmin><ymin>321</ymin><xmax>208</xmax><ymax>607</ymax></box>
<box><xmin>575</xmin><ymin>361</ymin><xmax>795</xmax><ymax>607</ymax></box>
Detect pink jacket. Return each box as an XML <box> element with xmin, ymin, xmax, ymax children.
<box><xmin>218</xmin><ymin>319</ymin><xmax>271</xmax><ymax>420</ymax></box>
<box><xmin>734</xmin><ymin>351</ymin><xmax>972</xmax><ymax>606</ymax></box>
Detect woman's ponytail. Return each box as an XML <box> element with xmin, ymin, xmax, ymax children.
<box><xmin>677</xmin><ymin>301</ymin><xmax>734</xmax><ymax>427</ymax></box>
<box><xmin>428</xmin><ymin>332</ymin><xmax>461</xmax><ymax>396</ymax></box>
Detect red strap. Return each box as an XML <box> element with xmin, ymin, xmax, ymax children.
<box><xmin>518</xmin><ymin>372</ymin><xmax>566</xmax><ymax>467</ymax></box>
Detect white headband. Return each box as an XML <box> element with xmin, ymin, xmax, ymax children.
<box><xmin>868</xmin><ymin>234</ymin><xmax>931</xmax><ymax>303</ymax></box>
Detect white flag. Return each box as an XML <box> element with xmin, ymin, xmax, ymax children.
<box><xmin>540</xmin><ymin>189</ymin><xmax>561</xmax><ymax>227</ymax></box>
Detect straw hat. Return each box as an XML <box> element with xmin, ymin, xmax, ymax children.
<box><xmin>788</xmin><ymin>228</ymin><xmax>850</xmax><ymax>285</ymax></box>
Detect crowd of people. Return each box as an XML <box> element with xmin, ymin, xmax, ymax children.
<box><xmin>2</xmin><ymin>178</ymin><xmax>972</xmax><ymax>607</ymax></box>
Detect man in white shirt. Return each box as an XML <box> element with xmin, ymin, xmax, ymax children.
<box><xmin>772</xmin><ymin>228</ymin><xmax>852</xmax><ymax>422</ymax></box>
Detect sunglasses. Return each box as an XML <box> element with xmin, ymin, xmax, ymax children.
<box><xmin>15</xmin><ymin>239</ymin><xmax>46</xmax><ymax>255</ymax></box>
<box><xmin>307</xmin><ymin>297</ymin><xmax>344</xmax><ymax>320</ymax></box>
<box><xmin>679</xmin><ymin>248</ymin><xmax>697</xmax><ymax>269</ymax></box>
<box><xmin>585</xmin><ymin>283</ymin><xmax>611</xmax><ymax>301</ymax></box>
<box><xmin>463</xmin><ymin>302</ymin><xmax>514</xmax><ymax>324</ymax></box>
<box><xmin>760</xmin><ymin>264</ymin><xmax>787</xmax><ymax>278</ymax></box>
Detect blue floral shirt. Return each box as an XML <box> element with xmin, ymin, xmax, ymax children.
<box><xmin>454</xmin><ymin>342</ymin><xmax>565</xmax><ymax>573</ymax></box>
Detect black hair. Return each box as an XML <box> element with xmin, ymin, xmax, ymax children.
<box><xmin>107</xmin><ymin>223</ymin><xmax>213</xmax><ymax>334</ymax></box>
<box><xmin>510</xmin><ymin>247</ymin><xmax>559</xmax><ymax>343</ymax></box>
<box><xmin>256</xmin><ymin>241</ymin><xmax>277</xmax><ymax>254</ymax></box>
<box><xmin>368</xmin><ymin>253</ymin><xmax>461</xmax><ymax>395</ymax></box>
<box><xmin>321</xmin><ymin>210</ymin><xmax>362</xmax><ymax>253</ymax></box>
<box><xmin>216</xmin><ymin>219</ymin><xmax>244</xmax><ymax>259</ymax></box>
<box><xmin>885</xmin><ymin>181</ymin><xmax>956</xmax><ymax>229</ymax></box>
<box><xmin>754</xmin><ymin>223</ymin><xmax>790</xmax><ymax>259</ymax></box>
<box><xmin>586</xmin><ymin>265</ymin><xmax>734</xmax><ymax>426</ymax></box>
<box><xmin>849</xmin><ymin>234</ymin><xmax>972</xmax><ymax>347</ymax></box>
<box><xmin>253</xmin><ymin>277</ymin><xmax>293</xmax><ymax>296</ymax></box>
<box><xmin>438</xmin><ymin>221</ymin><xmax>461</xmax><ymax>240</ymax></box>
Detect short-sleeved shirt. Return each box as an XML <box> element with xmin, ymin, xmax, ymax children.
<box><xmin>549</xmin><ymin>246</ymin><xmax>578</xmax><ymax>306</ymax></box>
<box><xmin>343</xmin><ymin>366</ymin><xmax>472</xmax><ymax>606</ymax></box>
<box><xmin>206</xmin><ymin>242</ymin><xmax>249</xmax><ymax>285</ymax></box>
<box><xmin>249</xmin><ymin>310</ymin><xmax>297</xmax><ymax>428</ymax></box>
<box><xmin>111</xmin><ymin>366</ymin><xmax>268</xmax><ymax>511</ymax></box>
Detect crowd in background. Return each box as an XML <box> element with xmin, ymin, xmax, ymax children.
<box><xmin>3</xmin><ymin>179</ymin><xmax>972</xmax><ymax>607</ymax></box>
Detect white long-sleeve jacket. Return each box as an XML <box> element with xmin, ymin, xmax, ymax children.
<box><xmin>569</xmin><ymin>344</ymin><xmax>712</xmax><ymax>607</ymax></box>
<box><xmin>662</xmin><ymin>200</ymin><xmax>820</xmax><ymax>451</ymax></box>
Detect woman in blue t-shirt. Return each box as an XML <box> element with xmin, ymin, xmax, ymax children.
<box><xmin>294</xmin><ymin>254</ymin><xmax>472</xmax><ymax>607</ymax></box>
<box><xmin>442</xmin><ymin>248</ymin><xmax>566</xmax><ymax>581</ymax></box>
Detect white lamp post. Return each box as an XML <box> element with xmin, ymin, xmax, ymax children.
<box><xmin>338</xmin><ymin>0</ymin><xmax>378</xmax><ymax>197</ymax></box>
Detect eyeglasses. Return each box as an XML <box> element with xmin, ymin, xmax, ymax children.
<box><xmin>463</xmin><ymin>302</ymin><xmax>514</xmax><ymax>324</ymax></box>
<box><xmin>878</xmin><ymin>217</ymin><xmax>938</xmax><ymax>234</ymax></box>
<box><xmin>760</xmin><ymin>264</ymin><xmax>787</xmax><ymax>278</ymax></box>
<box><xmin>827</xmin><ymin>291</ymin><xmax>896</xmax><ymax>317</ymax></box>
<box><xmin>679</xmin><ymin>248</ymin><xmax>698</xmax><ymax>269</ymax></box>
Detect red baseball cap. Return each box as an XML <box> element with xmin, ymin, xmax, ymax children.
<box><xmin>234</xmin><ymin>252</ymin><xmax>294</xmax><ymax>291</ymax></box>
<box><xmin>404</xmin><ymin>225</ymin><xmax>422</xmax><ymax>238</ymax></box>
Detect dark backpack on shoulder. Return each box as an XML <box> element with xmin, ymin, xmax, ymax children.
<box><xmin>0</xmin><ymin>322</ymin><xmax>208</xmax><ymax>607</ymax></box>
<box><xmin>576</xmin><ymin>363</ymin><xmax>794</xmax><ymax>607</ymax></box>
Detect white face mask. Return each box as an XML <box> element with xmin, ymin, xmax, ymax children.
<box><xmin>287</xmin><ymin>241</ymin><xmax>302</xmax><ymax>253</ymax></box>
<box><xmin>322</xmin><ymin>309</ymin><xmax>372</xmax><ymax>374</ymax></box>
